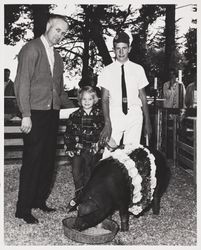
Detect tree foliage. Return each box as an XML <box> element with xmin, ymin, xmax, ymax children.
<box><xmin>4</xmin><ymin>5</ymin><xmax>32</xmax><ymax>45</ymax></box>
<box><xmin>4</xmin><ymin>4</ymin><xmax>197</xmax><ymax>91</ymax></box>
<box><xmin>129</xmin><ymin>5</ymin><xmax>166</xmax><ymax>83</ymax></box>
<box><xmin>183</xmin><ymin>28</ymin><xmax>197</xmax><ymax>86</ymax></box>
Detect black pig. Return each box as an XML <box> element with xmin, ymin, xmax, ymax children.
<box><xmin>72</xmin><ymin>146</ymin><xmax>170</xmax><ymax>231</ymax></box>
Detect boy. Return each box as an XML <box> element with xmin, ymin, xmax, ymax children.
<box><xmin>98</xmin><ymin>30</ymin><xmax>152</xmax><ymax>149</ymax></box>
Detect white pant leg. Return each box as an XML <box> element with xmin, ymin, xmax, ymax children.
<box><xmin>109</xmin><ymin>107</ymin><xmax>125</xmax><ymax>145</ymax></box>
<box><xmin>124</xmin><ymin>106</ymin><xmax>143</xmax><ymax>146</ymax></box>
<box><xmin>110</xmin><ymin>126</ymin><xmax>124</xmax><ymax>146</ymax></box>
<box><xmin>109</xmin><ymin>106</ymin><xmax>143</xmax><ymax>146</ymax></box>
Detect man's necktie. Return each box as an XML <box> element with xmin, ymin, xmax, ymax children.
<box><xmin>121</xmin><ymin>64</ymin><xmax>128</xmax><ymax>114</ymax></box>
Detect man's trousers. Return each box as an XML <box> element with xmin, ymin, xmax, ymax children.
<box><xmin>16</xmin><ymin>109</ymin><xmax>59</xmax><ymax>215</ymax></box>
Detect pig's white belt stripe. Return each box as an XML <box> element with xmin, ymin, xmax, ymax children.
<box><xmin>102</xmin><ymin>144</ymin><xmax>157</xmax><ymax>215</ymax></box>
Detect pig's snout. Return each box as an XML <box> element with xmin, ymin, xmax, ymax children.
<box><xmin>78</xmin><ymin>199</ymin><xmax>98</xmax><ymax>216</ymax></box>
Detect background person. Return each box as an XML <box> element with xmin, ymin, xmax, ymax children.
<box><xmin>163</xmin><ymin>69</ymin><xmax>186</xmax><ymax>108</ymax></box>
<box><xmin>185</xmin><ymin>82</ymin><xmax>196</xmax><ymax>108</ymax></box>
<box><xmin>4</xmin><ymin>68</ymin><xmax>15</xmax><ymax>96</ymax></box>
<box><xmin>4</xmin><ymin>68</ymin><xmax>17</xmax><ymax>119</ymax></box>
<box><xmin>185</xmin><ymin>68</ymin><xmax>197</xmax><ymax>108</ymax></box>
<box><xmin>14</xmin><ymin>14</ymin><xmax>74</xmax><ymax>224</ymax></box>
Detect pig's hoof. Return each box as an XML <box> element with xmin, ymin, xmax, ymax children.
<box><xmin>152</xmin><ymin>198</ymin><xmax>160</xmax><ymax>215</ymax></box>
<box><xmin>153</xmin><ymin>209</ymin><xmax>160</xmax><ymax>215</ymax></box>
<box><xmin>120</xmin><ymin>224</ymin><xmax>129</xmax><ymax>232</ymax></box>
<box><xmin>152</xmin><ymin>203</ymin><xmax>160</xmax><ymax>215</ymax></box>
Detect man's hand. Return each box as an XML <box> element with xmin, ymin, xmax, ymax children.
<box><xmin>21</xmin><ymin>117</ymin><xmax>32</xmax><ymax>134</ymax></box>
<box><xmin>99</xmin><ymin>122</ymin><xmax>112</xmax><ymax>146</ymax></box>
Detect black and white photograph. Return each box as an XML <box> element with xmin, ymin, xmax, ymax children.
<box><xmin>1</xmin><ymin>0</ymin><xmax>199</xmax><ymax>248</ymax></box>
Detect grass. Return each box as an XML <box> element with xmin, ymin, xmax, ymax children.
<box><xmin>4</xmin><ymin>160</ymin><xmax>197</xmax><ymax>246</ymax></box>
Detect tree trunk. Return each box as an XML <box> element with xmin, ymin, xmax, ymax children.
<box><xmin>81</xmin><ymin>9</ymin><xmax>90</xmax><ymax>84</ymax></box>
<box><xmin>78</xmin><ymin>5</ymin><xmax>93</xmax><ymax>87</ymax></box>
<box><xmin>91</xmin><ymin>28</ymin><xmax>113</xmax><ymax>66</ymax></box>
<box><xmin>32</xmin><ymin>5</ymin><xmax>50</xmax><ymax>39</ymax></box>
<box><xmin>90</xmin><ymin>19</ymin><xmax>112</xmax><ymax>66</ymax></box>
<box><xmin>79</xmin><ymin>5</ymin><xmax>113</xmax><ymax>87</ymax></box>
<box><xmin>164</xmin><ymin>5</ymin><xmax>176</xmax><ymax>81</ymax></box>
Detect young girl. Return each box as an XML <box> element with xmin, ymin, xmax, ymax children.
<box><xmin>64</xmin><ymin>86</ymin><xmax>104</xmax><ymax>211</ymax></box>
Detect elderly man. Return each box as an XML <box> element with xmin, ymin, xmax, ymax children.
<box><xmin>14</xmin><ymin>14</ymin><xmax>74</xmax><ymax>224</ymax></box>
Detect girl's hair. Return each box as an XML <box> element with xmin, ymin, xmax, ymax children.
<box><xmin>77</xmin><ymin>86</ymin><xmax>99</xmax><ymax>106</ymax></box>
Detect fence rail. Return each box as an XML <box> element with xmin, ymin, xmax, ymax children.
<box><xmin>155</xmin><ymin>108</ymin><xmax>197</xmax><ymax>184</ymax></box>
<box><xmin>4</xmin><ymin>109</ymin><xmax>77</xmax><ymax>165</ymax></box>
<box><xmin>4</xmin><ymin>97</ymin><xmax>197</xmax><ymax>184</ymax></box>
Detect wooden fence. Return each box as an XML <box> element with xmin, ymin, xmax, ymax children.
<box><xmin>155</xmin><ymin>108</ymin><xmax>197</xmax><ymax>184</ymax></box>
<box><xmin>4</xmin><ymin>97</ymin><xmax>197</xmax><ymax>184</ymax></box>
<box><xmin>4</xmin><ymin>108</ymin><xmax>79</xmax><ymax>165</ymax></box>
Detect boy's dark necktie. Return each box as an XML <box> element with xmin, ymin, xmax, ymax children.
<box><xmin>121</xmin><ymin>64</ymin><xmax>128</xmax><ymax>114</ymax></box>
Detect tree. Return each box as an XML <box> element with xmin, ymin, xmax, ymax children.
<box><xmin>129</xmin><ymin>5</ymin><xmax>165</xmax><ymax>71</ymax></box>
<box><xmin>4</xmin><ymin>5</ymin><xmax>31</xmax><ymax>45</ymax></box>
<box><xmin>183</xmin><ymin>28</ymin><xmax>197</xmax><ymax>86</ymax></box>
<box><xmin>31</xmin><ymin>5</ymin><xmax>50</xmax><ymax>38</ymax></box>
<box><xmin>164</xmin><ymin>5</ymin><xmax>176</xmax><ymax>81</ymax></box>
<box><xmin>4</xmin><ymin>4</ymin><xmax>52</xmax><ymax>44</ymax></box>
<box><xmin>182</xmin><ymin>4</ymin><xmax>197</xmax><ymax>86</ymax></box>
<box><xmin>5</xmin><ymin>4</ymin><xmax>192</xmax><ymax>91</ymax></box>
<box><xmin>89</xmin><ymin>5</ymin><xmax>113</xmax><ymax>67</ymax></box>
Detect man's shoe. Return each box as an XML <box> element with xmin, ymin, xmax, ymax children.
<box><xmin>37</xmin><ymin>204</ymin><xmax>56</xmax><ymax>213</ymax></box>
<box><xmin>15</xmin><ymin>212</ymin><xmax>39</xmax><ymax>224</ymax></box>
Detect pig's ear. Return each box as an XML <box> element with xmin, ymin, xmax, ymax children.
<box><xmin>78</xmin><ymin>199</ymin><xmax>99</xmax><ymax>216</ymax></box>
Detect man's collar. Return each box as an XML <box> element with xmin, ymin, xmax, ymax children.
<box><xmin>40</xmin><ymin>35</ymin><xmax>53</xmax><ymax>50</ymax></box>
